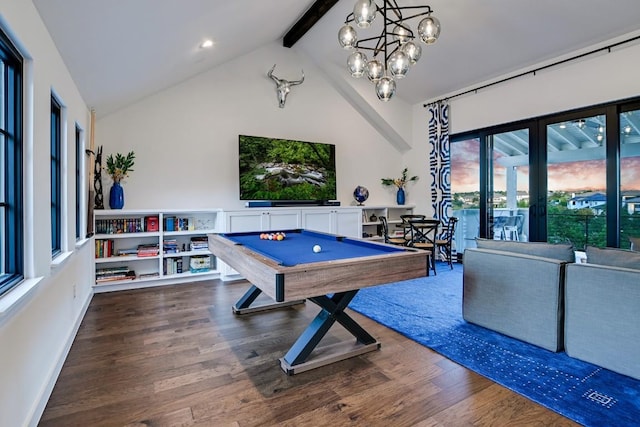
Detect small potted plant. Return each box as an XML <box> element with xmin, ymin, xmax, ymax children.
<box><xmin>105</xmin><ymin>151</ymin><xmax>135</xmax><ymax>209</ymax></box>
<box><xmin>381</xmin><ymin>167</ymin><xmax>418</xmax><ymax>205</ymax></box>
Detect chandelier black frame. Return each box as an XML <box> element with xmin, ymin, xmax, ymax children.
<box><xmin>339</xmin><ymin>0</ymin><xmax>441</xmax><ymax>101</ymax></box>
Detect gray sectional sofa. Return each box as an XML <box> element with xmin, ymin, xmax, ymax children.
<box><xmin>462</xmin><ymin>239</ymin><xmax>575</xmax><ymax>352</ymax></box>
<box><xmin>564</xmin><ymin>246</ymin><xmax>640</xmax><ymax>380</ymax></box>
<box><xmin>463</xmin><ymin>239</ymin><xmax>640</xmax><ymax>380</ymax></box>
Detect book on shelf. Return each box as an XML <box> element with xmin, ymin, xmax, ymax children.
<box><xmin>190</xmin><ymin>236</ymin><xmax>208</xmax><ymax>251</ymax></box>
<box><xmin>95</xmin><ymin>269</ymin><xmax>136</xmax><ymax>283</ymax></box>
<box><xmin>163</xmin><ymin>239</ymin><xmax>178</xmax><ymax>253</ymax></box>
<box><xmin>95</xmin><ymin>239</ymin><xmax>115</xmax><ymax>258</ymax></box>
<box><xmin>96</xmin><ymin>217</ymin><xmax>144</xmax><ymax>234</ymax></box>
<box><xmin>137</xmin><ymin>243</ymin><xmax>159</xmax><ymax>257</ymax></box>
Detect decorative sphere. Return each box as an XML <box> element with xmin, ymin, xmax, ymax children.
<box><xmin>418</xmin><ymin>15</ymin><xmax>441</xmax><ymax>44</ymax></box>
<box><xmin>401</xmin><ymin>41</ymin><xmax>422</xmax><ymax>64</ymax></box>
<box><xmin>393</xmin><ymin>24</ymin><xmax>411</xmax><ymax>44</ymax></box>
<box><xmin>347</xmin><ymin>51</ymin><xmax>368</xmax><ymax>78</ymax></box>
<box><xmin>366</xmin><ymin>59</ymin><xmax>384</xmax><ymax>82</ymax></box>
<box><xmin>338</xmin><ymin>25</ymin><xmax>357</xmax><ymax>49</ymax></box>
<box><xmin>388</xmin><ymin>50</ymin><xmax>410</xmax><ymax>79</ymax></box>
<box><xmin>353</xmin><ymin>186</ymin><xmax>369</xmax><ymax>205</ymax></box>
<box><xmin>353</xmin><ymin>0</ymin><xmax>377</xmax><ymax>29</ymax></box>
<box><xmin>375</xmin><ymin>76</ymin><xmax>396</xmax><ymax>101</ymax></box>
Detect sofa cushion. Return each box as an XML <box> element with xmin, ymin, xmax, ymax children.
<box><xmin>475</xmin><ymin>238</ymin><xmax>574</xmax><ymax>262</ymax></box>
<box><xmin>586</xmin><ymin>246</ymin><xmax>640</xmax><ymax>270</ymax></box>
<box><xmin>629</xmin><ymin>236</ymin><xmax>640</xmax><ymax>252</ymax></box>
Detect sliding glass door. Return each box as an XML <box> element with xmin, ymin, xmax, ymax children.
<box><xmin>451</xmin><ymin>96</ymin><xmax>640</xmax><ymax>250</ymax></box>
<box><xmin>544</xmin><ymin>114</ymin><xmax>607</xmax><ymax>249</ymax></box>
<box><xmin>620</xmin><ymin>106</ymin><xmax>640</xmax><ymax>249</ymax></box>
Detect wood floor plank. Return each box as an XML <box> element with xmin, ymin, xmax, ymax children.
<box><xmin>39</xmin><ymin>279</ymin><xmax>579</xmax><ymax>426</ymax></box>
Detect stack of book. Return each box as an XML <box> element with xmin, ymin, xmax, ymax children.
<box><xmin>190</xmin><ymin>236</ymin><xmax>208</xmax><ymax>251</ymax></box>
<box><xmin>137</xmin><ymin>243</ymin><xmax>159</xmax><ymax>257</ymax></box>
<box><xmin>95</xmin><ymin>239</ymin><xmax>114</xmax><ymax>258</ymax></box>
<box><xmin>95</xmin><ymin>266</ymin><xmax>136</xmax><ymax>283</ymax></box>
<box><xmin>163</xmin><ymin>258</ymin><xmax>183</xmax><ymax>275</ymax></box>
<box><xmin>163</xmin><ymin>239</ymin><xmax>178</xmax><ymax>254</ymax></box>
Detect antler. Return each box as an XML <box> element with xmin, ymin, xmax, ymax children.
<box><xmin>267</xmin><ymin>64</ymin><xmax>281</xmax><ymax>84</ymax></box>
<box><xmin>288</xmin><ymin>70</ymin><xmax>305</xmax><ymax>86</ymax></box>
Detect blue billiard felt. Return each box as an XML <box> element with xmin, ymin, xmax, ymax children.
<box><xmin>223</xmin><ymin>229</ymin><xmax>404</xmax><ymax>266</ymax></box>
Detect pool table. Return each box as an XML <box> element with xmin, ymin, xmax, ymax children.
<box><xmin>208</xmin><ymin>229</ymin><xmax>428</xmax><ymax>374</ymax></box>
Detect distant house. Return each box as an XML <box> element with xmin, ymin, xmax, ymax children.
<box><xmin>567</xmin><ymin>192</ymin><xmax>607</xmax><ymax>211</ymax></box>
<box><xmin>625</xmin><ymin>197</ymin><xmax>640</xmax><ymax>215</ymax></box>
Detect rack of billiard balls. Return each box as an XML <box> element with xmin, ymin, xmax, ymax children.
<box><xmin>259</xmin><ymin>232</ymin><xmax>286</xmax><ymax>241</ymax></box>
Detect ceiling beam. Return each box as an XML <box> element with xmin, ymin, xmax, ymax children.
<box><xmin>283</xmin><ymin>0</ymin><xmax>340</xmax><ymax>48</ymax></box>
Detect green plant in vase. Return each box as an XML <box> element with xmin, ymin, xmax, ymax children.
<box><xmin>381</xmin><ymin>167</ymin><xmax>418</xmax><ymax>205</ymax></box>
<box><xmin>105</xmin><ymin>151</ymin><xmax>135</xmax><ymax>209</ymax></box>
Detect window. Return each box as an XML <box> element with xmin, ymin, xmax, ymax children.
<box><xmin>51</xmin><ymin>96</ymin><xmax>62</xmax><ymax>256</ymax></box>
<box><xmin>0</xmin><ymin>29</ymin><xmax>23</xmax><ymax>297</ymax></box>
<box><xmin>75</xmin><ymin>124</ymin><xmax>82</xmax><ymax>240</ymax></box>
<box><xmin>451</xmin><ymin>98</ymin><xmax>640</xmax><ymax>249</ymax></box>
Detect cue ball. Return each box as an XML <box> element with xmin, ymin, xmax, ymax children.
<box><xmin>313</xmin><ymin>244</ymin><xmax>322</xmax><ymax>253</ymax></box>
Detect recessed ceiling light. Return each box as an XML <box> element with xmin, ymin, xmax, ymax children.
<box><xmin>200</xmin><ymin>39</ymin><xmax>214</xmax><ymax>49</ymax></box>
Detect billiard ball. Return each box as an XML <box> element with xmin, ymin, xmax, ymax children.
<box><xmin>313</xmin><ymin>244</ymin><xmax>322</xmax><ymax>253</ymax></box>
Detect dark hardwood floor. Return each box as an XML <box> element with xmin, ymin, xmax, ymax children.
<box><xmin>39</xmin><ymin>279</ymin><xmax>577</xmax><ymax>426</ymax></box>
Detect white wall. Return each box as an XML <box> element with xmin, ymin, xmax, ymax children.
<box><xmin>96</xmin><ymin>42</ymin><xmax>409</xmax><ymax>210</ymax></box>
<box><xmin>0</xmin><ymin>2</ymin><xmax>93</xmax><ymax>426</ymax></box>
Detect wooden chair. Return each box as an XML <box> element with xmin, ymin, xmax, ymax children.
<box><xmin>379</xmin><ymin>216</ymin><xmax>408</xmax><ymax>246</ymax></box>
<box><xmin>407</xmin><ymin>218</ymin><xmax>440</xmax><ymax>275</ymax></box>
<box><xmin>435</xmin><ymin>217</ymin><xmax>458</xmax><ymax>269</ymax></box>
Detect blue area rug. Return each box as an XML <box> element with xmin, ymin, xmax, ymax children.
<box><xmin>348</xmin><ymin>263</ymin><xmax>640</xmax><ymax>426</ymax></box>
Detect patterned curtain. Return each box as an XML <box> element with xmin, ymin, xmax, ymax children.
<box><xmin>428</xmin><ymin>101</ymin><xmax>450</xmax><ymax>222</ymax></box>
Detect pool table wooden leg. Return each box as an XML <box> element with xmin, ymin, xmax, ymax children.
<box><xmin>280</xmin><ymin>290</ymin><xmax>380</xmax><ymax>375</ymax></box>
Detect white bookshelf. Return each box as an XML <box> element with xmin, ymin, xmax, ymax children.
<box><xmin>93</xmin><ymin>209</ymin><xmax>222</xmax><ymax>292</ymax></box>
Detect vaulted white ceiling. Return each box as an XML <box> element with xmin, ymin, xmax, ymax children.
<box><xmin>33</xmin><ymin>0</ymin><xmax>640</xmax><ymax>118</ymax></box>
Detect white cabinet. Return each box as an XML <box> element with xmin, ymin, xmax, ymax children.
<box><xmin>93</xmin><ymin>209</ymin><xmax>221</xmax><ymax>292</ymax></box>
<box><xmin>360</xmin><ymin>205</ymin><xmax>416</xmax><ymax>241</ymax></box>
<box><xmin>301</xmin><ymin>208</ymin><xmax>361</xmax><ymax>238</ymax></box>
<box><xmin>224</xmin><ymin>209</ymin><xmax>301</xmax><ymax>232</ymax></box>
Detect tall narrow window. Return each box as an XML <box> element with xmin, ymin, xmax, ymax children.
<box><xmin>620</xmin><ymin>108</ymin><xmax>640</xmax><ymax>249</ymax></box>
<box><xmin>51</xmin><ymin>96</ymin><xmax>62</xmax><ymax>256</ymax></box>
<box><xmin>75</xmin><ymin>124</ymin><xmax>82</xmax><ymax>240</ymax></box>
<box><xmin>0</xmin><ymin>29</ymin><xmax>23</xmax><ymax>297</ymax></box>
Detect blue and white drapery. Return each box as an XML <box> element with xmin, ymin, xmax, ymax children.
<box><xmin>427</xmin><ymin>100</ymin><xmax>451</xmax><ymax>223</ymax></box>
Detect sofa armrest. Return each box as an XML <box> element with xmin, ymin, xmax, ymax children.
<box><xmin>463</xmin><ymin>248</ymin><xmax>569</xmax><ymax>352</ymax></box>
<box><xmin>564</xmin><ymin>263</ymin><xmax>640</xmax><ymax>380</ymax></box>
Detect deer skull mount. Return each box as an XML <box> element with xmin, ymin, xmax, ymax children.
<box><xmin>268</xmin><ymin>64</ymin><xmax>304</xmax><ymax>108</ymax></box>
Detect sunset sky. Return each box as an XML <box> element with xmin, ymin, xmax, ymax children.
<box><xmin>450</xmin><ymin>140</ymin><xmax>640</xmax><ymax>193</ymax></box>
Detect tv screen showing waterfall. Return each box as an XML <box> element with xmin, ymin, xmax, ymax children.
<box><xmin>238</xmin><ymin>135</ymin><xmax>337</xmax><ymax>201</ymax></box>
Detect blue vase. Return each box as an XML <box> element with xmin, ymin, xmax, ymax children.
<box><xmin>109</xmin><ymin>181</ymin><xmax>125</xmax><ymax>209</ymax></box>
<box><xmin>396</xmin><ymin>187</ymin><xmax>405</xmax><ymax>205</ymax></box>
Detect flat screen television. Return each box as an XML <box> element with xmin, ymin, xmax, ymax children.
<box><xmin>239</xmin><ymin>135</ymin><xmax>337</xmax><ymax>202</ymax></box>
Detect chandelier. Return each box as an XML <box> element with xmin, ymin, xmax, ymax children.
<box><xmin>338</xmin><ymin>0</ymin><xmax>441</xmax><ymax>102</ymax></box>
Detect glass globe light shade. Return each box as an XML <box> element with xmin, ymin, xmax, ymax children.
<box><xmin>417</xmin><ymin>15</ymin><xmax>441</xmax><ymax>44</ymax></box>
<box><xmin>347</xmin><ymin>51</ymin><xmax>368</xmax><ymax>78</ymax></box>
<box><xmin>388</xmin><ymin>50</ymin><xmax>410</xmax><ymax>79</ymax></box>
<box><xmin>401</xmin><ymin>41</ymin><xmax>422</xmax><ymax>64</ymax></box>
<box><xmin>338</xmin><ymin>25</ymin><xmax>358</xmax><ymax>49</ymax></box>
<box><xmin>375</xmin><ymin>76</ymin><xmax>396</xmax><ymax>102</ymax></box>
<box><xmin>353</xmin><ymin>0</ymin><xmax>377</xmax><ymax>29</ymax></box>
<box><xmin>365</xmin><ymin>59</ymin><xmax>384</xmax><ymax>82</ymax></box>
<box><xmin>393</xmin><ymin>23</ymin><xmax>411</xmax><ymax>44</ymax></box>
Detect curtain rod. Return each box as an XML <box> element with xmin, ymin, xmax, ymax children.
<box><xmin>423</xmin><ymin>34</ymin><xmax>640</xmax><ymax>108</ymax></box>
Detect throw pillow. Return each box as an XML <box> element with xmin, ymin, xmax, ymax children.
<box><xmin>475</xmin><ymin>238</ymin><xmax>574</xmax><ymax>262</ymax></box>
<box><xmin>586</xmin><ymin>246</ymin><xmax>640</xmax><ymax>270</ymax></box>
<box><xmin>629</xmin><ymin>236</ymin><xmax>640</xmax><ymax>252</ymax></box>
